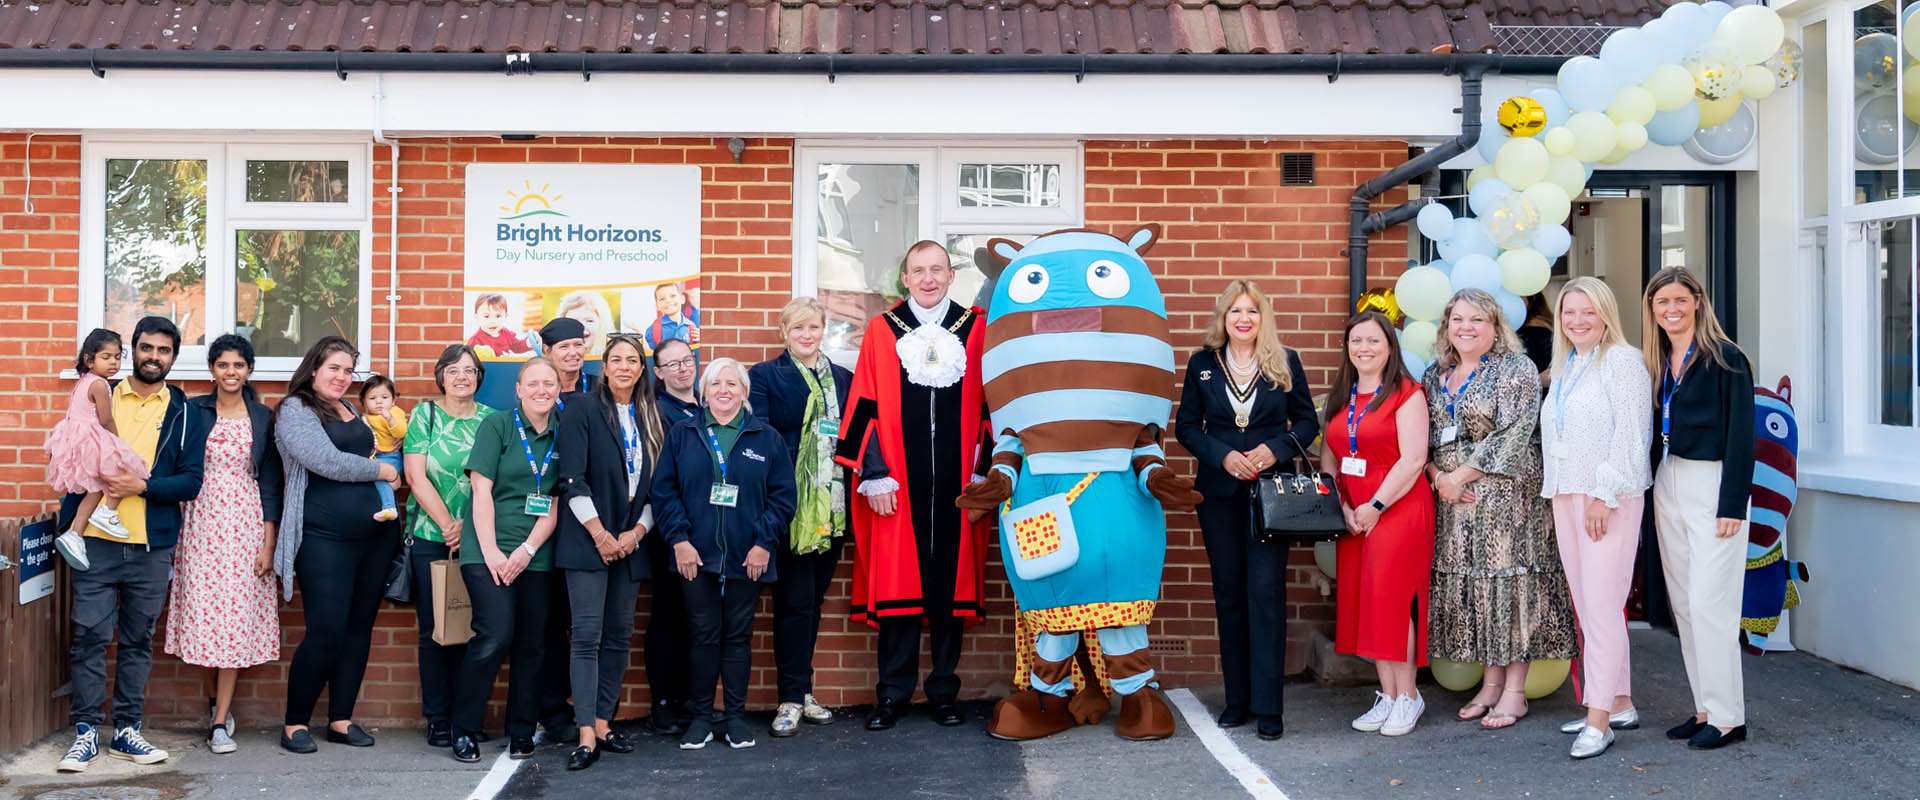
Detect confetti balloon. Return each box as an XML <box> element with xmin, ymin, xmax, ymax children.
<box><xmin>1355</xmin><ymin>287</ymin><xmax>1405</xmax><ymax>326</ymax></box>
<box><xmin>1855</xmin><ymin>32</ymin><xmax>1899</xmax><ymax>91</ymax></box>
<box><xmin>1765</xmin><ymin>38</ymin><xmax>1803</xmax><ymax>88</ymax></box>
<box><xmin>1498</xmin><ymin>96</ymin><xmax>1549</xmax><ymax>137</ymax></box>
<box><xmin>1685</xmin><ymin>41</ymin><xmax>1742</xmax><ymax>101</ymax></box>
<box><xmin>1484</xmin><ymin>193</ymin><xmax>1540</xmax><ymax>251</ymax></box>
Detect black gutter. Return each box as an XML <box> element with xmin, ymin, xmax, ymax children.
<box><xmin>1347</xmin><ymin>63</ymin><xmax>1493</xmax><ymax>309</ymax></box>
<box><xmin>0</xmin><ymin>49</ymin><xmax>1569</xmax><ymax>79</ymax></box>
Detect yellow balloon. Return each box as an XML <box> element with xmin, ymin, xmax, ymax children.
<box><xmin>1429</xmin><ymin>658</ymin><xmax>1484</xmax><ymax>693</ymax></box>
<box><xmin>1498</xmin><ymin>248</ymin><xmax>1551</xmax><ymax>296</ymax></box>
<box><xmin>1642</xmin><ymin>63</ymin><xmax>1696</xmax><ymax>112</ymax></box>
<box><xmin>1697</xmin><ymin>92</ymin><xmax>1744</xmax><ymax>128</ymax></box>
<box><xmin>1401</xmin><ymin>319</ymin><xmax>1439</xmax><ymax>358</ymax></box>
<box><xmin>1717</xmin><ymin>4</ymin><xmax>1785</xmax><ymax>66</ymax></box>
<box><xmin>1617</xmin><ymin>120</ymin><xmax>1649</xmax><ymax>152</ymax></box>
<box><xmin>1607</xmin><ymin>86</ymin><xmax>1657</xmax><ymax>125</ymax></box>
<box><xmin>1355</xmin><ymin>287</ymin><xmax>1405</xmax><ymax>326</ymax></box>
<box><xmin>1523</xmin><ymin>659</ymin><xmax>1572</xmax><ymax>700</ymax></box>
<box><xmin>1600</xmin><ymin>141</ymin><xmax>1634</xmax><ymax>165</ymax></box>
<box><xmin>1498</xmin><ymin>96</ymin><xmax>1550</xmax><ymax>137</ymax></box>
<box><xmin>1566</xmin><ymin>111</ymin><xmax>1618</xmax><ymax>163</ymax></box>
<box><xmin>1740</xmin><ymin>64</ymin><xmax>1777</xmax><ymax>100</ymax></box>
<box><xmin>1522</xmin><ymin>182</ymin><xmax>1572</xmax><ymax>225</ymax></box>
<box><xmin>1542</xmin><ymin>127</ymin><xmax>1576</xmax><ymax>157</ymax></box>
<box><xmin>1466</xmin><ymin>164</ymin><xmax>1494</xmax><ymax>192</ymax></box>
<box><xmin>1545</xmin><ymin>155</ymin><xmax>1588</xmax><ymax>198</ymax></box>
<box><xmin>1312</xmin><ymin>540</ymin><xmax>1336</xmax><ymax>578</ymax></box>
<box><xmin>1494</xmin><ymin>137</ymin><xmax>1551</xmax><ymax>190</ymax></box>
<box><xmin>1905</xmin><ymin>65</ymin><xmax>1920</xmax><ymax>125</ymax></box>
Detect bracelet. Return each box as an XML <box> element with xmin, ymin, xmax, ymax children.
<box><xmin>517</xmin><ymin>541</ymin><xmax>536</xmax><ymax>559</ymax></box>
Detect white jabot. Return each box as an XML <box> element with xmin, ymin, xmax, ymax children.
<box><xmin>908</xmin><ymin>296</ymin><xmax>953</xmax><ymax>328</ymax></box>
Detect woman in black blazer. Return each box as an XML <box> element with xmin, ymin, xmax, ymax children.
<box><xmin>746</xmin><ymin>298</ymin><xmax>854</xmax><ymax>738</ymax></box>
<box><xmin>552</xmin><ymin>334</ymin><xmax>663</xmax><ymax>770</ymax></box>
<box><xmin>1173</xmin><ymin>280</ymin><xmax>1319</xmax><ymax>741</ymax></box>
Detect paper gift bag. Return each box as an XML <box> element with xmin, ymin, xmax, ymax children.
<box><xmin>430</xmin><ymin>558</ymin><xmax>473</xmax><ymax>646</ymax></box>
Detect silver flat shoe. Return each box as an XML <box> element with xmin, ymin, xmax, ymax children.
<box><xmin>1570</xmin><ymin>725</ymin><xmax>1614</xmax><ymax>759</ymax></box>
<box><xmin>1559</xmin><ymin>706</ymin><xmax>1639</xmax><ymax>734</ymax></box>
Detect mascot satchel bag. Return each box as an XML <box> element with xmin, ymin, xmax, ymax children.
<box><xmin>1248</xmin><ymin>432</ymin><xmax>1345</xmax><ymax>543</ymax></box>
<box><xmin>999</xmin><ymin>472</ymin><xmax>1099</xmax><ymax>581</ymax></box>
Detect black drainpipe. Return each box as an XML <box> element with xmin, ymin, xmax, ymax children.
<box><xmin>1347</xmin><ymin>64</ymin><xmax>1491</xmax><ymax>308</ymax></box>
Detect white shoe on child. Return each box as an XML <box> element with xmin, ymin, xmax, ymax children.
<box><xmin>55</xmin><ymin>530</ymin><xmax>91</xmax><ymax>571</ymax></box>
<box><xmin>88</xmin><ymin>506</ymin><xmax>130</xmax><ymax>539</ymax></box>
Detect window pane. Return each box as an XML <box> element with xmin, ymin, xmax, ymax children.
<box><xmin>105</xmin><ymin>158</ymin><xmax>208</xmax><ymax>346</ymax></box>
<box><xmin>235</xmin><ymin>229</ymin><xmax>361</xmax><ymax>358</ymax></box>
<box><xmin>945</xmin><ymin>233</ymin><xmax>1032</xmax><ymax>311</ymax></box>
<box><xmin>1875</xmin><ymin>219</ymin><xmax>1914</xmax><ymax>426</ymax></box>
<box><xmin>245</xmin><ymin>160</ymin><xmax>350</xmax><ymax>203</ymax></box>
<box><xmin>1855</xmin><ymin>3</ymin><xmax>1906</xmax><ymax>203</ymax></box>
<box><xmin>1659</xmin><ymin>185</ymin><xmax>1711</xmax><ymax>272</ymax></box>
<box><xmin>957</xmin><ymin>163</ymin><xmax>1061</xmax><ymax>208</ymax></box>
<box><xmin>1804</xmin><ymin>20</ymin><xmax>1828</xmax><ymax>217</ymax></box>
<box><xmin>817</xmin><ymin>163</ymin><xmax>919</xmax><ymax>353</ymax></box>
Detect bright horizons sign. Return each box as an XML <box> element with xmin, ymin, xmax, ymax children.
<box><xmin>466</xmin><ymin>163</ymin><xmax>697</xmax><ymax>273</ymax></box>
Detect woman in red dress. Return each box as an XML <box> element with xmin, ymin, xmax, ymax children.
<box><xmin>1321</xmin><ymin>312</ymin><xmax>1436</xmax><ymax>737</ymax></box>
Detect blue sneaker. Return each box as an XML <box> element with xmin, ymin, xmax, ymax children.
<box><xmin>56</xmin><ymin>723</ymin><xmax>99</xmax><ymax>772</ymax></box>
<box><xmin>109</xmin><ymin>723</ymin><xmax>169</xmax><ymax>764</ymax></box>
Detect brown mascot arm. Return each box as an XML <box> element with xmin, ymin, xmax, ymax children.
<box><xmin>956</xmin><ymin>436</ymin><xmax>1021</xmax><ymax>522</ymax></box>
<box><xmin>1134</xmin><ymin>425</ymin><xmax>1201</xmax><ymax>510</ymax></box>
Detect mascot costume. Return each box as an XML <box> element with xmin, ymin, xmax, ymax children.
<box><xmin>1743</xmin><ymin>377</ymin><xmax>1811</xmax><ymax>653</ymax></box>
<box><xmin>956</xmin><ymin>226</ymin><xmax>1201</xmax><ymax>741</ymax></box>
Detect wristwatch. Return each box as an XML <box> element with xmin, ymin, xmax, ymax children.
<box><xmin>1368</xmin><ymin>498</ymin><xmax>1387</xmax><ymax>512</ymax></box>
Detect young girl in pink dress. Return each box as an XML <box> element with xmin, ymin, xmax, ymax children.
<box><xmin>47</xmin><ymin>328</ymin><xmax>152</xmax><ymax>572</ymax></box>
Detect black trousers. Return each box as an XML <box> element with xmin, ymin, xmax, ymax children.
<box><xmin>1197</xmin><ymin>488</ymin><xmax>1289</xmax><ymax>718</ymax></box>
<box><xmin>563</xmin><ymin>566</ymin><xmax>639</xmax><ymax>729</ymax></box>
<box><xmin>537</xmin><ymin>572</ymin><xmax>574</xmax><ymax>731</ymax></box>
<box><xmin>285</xmin><ymin>532</ymin><xmax>393</xmax><ymax>727</ymax></box>
<box><xmin>682</xmin><ymin>573</ymin><xmax>762</xmax><ymax>720</ymax></box>
<box><xmin>452</xmin><ymin>566</ymin><xmax>552</xmax><ymax>740</ymax></box>
<box><xmin>875</xmin><ymin>613</ymin><xmax>964</xmax><ymax>706</ymax></box>
<box><xmin>644</xmin><ymin>536</ymin><xmax>692</xmax><ymax>711</ymax></box>
<box><xmin>409</xmin><ymin>539</ymin><xmax>466</xmax><ymax>726</ymax></box>
<box><xmin>772</xmin><ymin>535</ymin><xmax>845</xmax><ymax>704</ymax></box>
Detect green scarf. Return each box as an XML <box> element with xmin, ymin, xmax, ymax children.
<box><xmin>790</xmin><ymin>359</ymin><xmax>846</xmax><ymax>554</ymax></box>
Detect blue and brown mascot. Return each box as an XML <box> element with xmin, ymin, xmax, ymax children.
<box><xmin>956</xmin><ymin>225</ymin><xmax>1201</xmax><ymax>741</ymax></box>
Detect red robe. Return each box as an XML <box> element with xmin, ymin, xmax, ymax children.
<box><xmin>835</xmin><ymin>302</ymin><xmax>992</xmax><ymax>628</ymax></box>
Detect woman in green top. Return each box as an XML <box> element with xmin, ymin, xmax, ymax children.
<box><xmin>402</xmin><ymin>345</ymin><xmax>494</xmax><ymax>748</ymax></box>
<box><xmin>448</xmin><ymin>357</ymin><xmax>562</xmax><ymax>764</ymax></box>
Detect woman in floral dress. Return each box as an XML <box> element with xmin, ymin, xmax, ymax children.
<box><xmin>166</xmin><ymin>335</ymin><xmax>284</xmax><ymax>755</ymax></box>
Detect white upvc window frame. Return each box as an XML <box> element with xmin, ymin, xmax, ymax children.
<box><xmin>79</xmin><ymin>136</ymin><xmax>374</xmax><ymax>381</ymax></box>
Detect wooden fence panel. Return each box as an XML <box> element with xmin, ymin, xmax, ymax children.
<box><xmin>1</xmin><ymin>514</ymin><xmax>72</xmax><ymax>757</ymax></box>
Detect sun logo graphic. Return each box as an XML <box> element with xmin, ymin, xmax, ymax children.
<box><xmin>498</xmin><ymin>180</ymin><xmax>567</xmax><ymax>220</ymax></box>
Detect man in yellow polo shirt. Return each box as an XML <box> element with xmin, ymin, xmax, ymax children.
<box><xmin>54</xmin><ymin>317</ymin><xmax>205</xmax><ymax>775</ymax></box>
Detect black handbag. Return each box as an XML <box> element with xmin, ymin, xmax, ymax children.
<box><xmin>1248</xmin><ymin>432</ymin><xmax>1346</xmax><ymax>543</ymax></box>
<box><xmin>384</xmin><ymin>533</ymin><xmax>414</xmax><ymax>604</ymax></box>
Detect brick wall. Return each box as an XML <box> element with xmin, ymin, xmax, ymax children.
<box><xmin>0</xmin><ymin>134</ymin><xmax>1411</xmax><ymax>727</ymax></box>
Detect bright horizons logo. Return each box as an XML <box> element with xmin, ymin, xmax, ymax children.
<box><xmin>498</xmin><ymin>180</ymin><xmax>567</xmax><ymax>220</ymax></box>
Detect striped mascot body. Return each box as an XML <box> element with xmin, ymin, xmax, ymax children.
<box><xmin>962</xmin><ymin>226</ymin><xmax>1200</xmax><ymax>742</ymax></box>
<box><xmin>1744</xmin><ymin>376</ymin><xmax>1811</xmax><ymax>653</ymax></box>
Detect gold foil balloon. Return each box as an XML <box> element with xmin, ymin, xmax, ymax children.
<box><xmin>1355</xmin><ymin>287</ymin><xmax>1405</xmax><ymax>326</ymax></box>
<box><xmin>1765</xmin><ymin>38</ymin><xmax>1803</xmax><ymax>89</ymax></box>
<box><xmin>1498</xmin><ymin>96</ymin><xmax>1549</xmax><ymax>137</ymax></box>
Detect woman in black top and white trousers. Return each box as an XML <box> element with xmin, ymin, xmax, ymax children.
<box><xmin>1173</xmin><ymin>280</ymin><xmax>1319</xmax><ymax>742</ymax></box>
<box><xmin>552</xmin><ymin>335</ymin><xmax>663</xmax><ymax>770</ymax></box>
<box><xmin>1642</xmin><ymin>267</ymin><xmax>1755</xmax><ymax>751</ymax></box>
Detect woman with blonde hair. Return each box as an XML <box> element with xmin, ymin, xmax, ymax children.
<box><xmin>1539</xmin><ymin>278</ymin><xmax>1653</xmax><ymax>758</ymax></box>
<box><xmin>1421</xmin><ymin>289</ymin><xmax>1574</xmax><ymax>730</ymax></box>
<box><xmin>1640</xmin><ymin>266</ymin><xmax>1754</xmax><ymax>751</ymax></box>
<box><xmin>1173</xmin><ymin>279</ymin><xmax>1318</xmax><ymax>740</ymax></box>
<box><xmin>557</xmin><ymin>290</ymin><xmax>616</xmax><ymax>356</ymax></box>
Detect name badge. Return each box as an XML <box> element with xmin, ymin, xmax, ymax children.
<box><xmin>523</xmin><ymin>495</ymin><xmax>553</xmax><ymax>517</ymax></box>
<box><xmin>709</xmin><ymin>483</ymin><xmax>740</xmax><ymax>507</ymax></box>
<box><xmin>1438</xmin><ymin>425</ymin><xmax>1459</xmax><ymax>445</ymax></box>
<box><xmin>816</xmin><ymin>417</ymin><xmax>840</xmax><ymax>437</ymax></box>
<box><xmin>1340</xmin><ymin>457</ymin><xmax>1368</xmax><ymax>477</ymax></box>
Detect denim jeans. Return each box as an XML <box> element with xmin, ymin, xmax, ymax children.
<box><xmin>69</xmin><ymin>539</ymin><xmax>174</xmax><ymax>729</ymax></box>
<box><xmin>373</xmin><ymin>451</ymin><xmax>403</xmax><ymax>513</ymax></box>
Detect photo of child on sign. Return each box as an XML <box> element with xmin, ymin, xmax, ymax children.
<box><xmin>622</xmin><ymin>278</ymin><xmax>701</xmax><ymax>357</ymax></box>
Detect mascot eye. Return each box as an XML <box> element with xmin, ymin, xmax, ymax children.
<box><xmin>1008</xmin><ymin>265</ymin><xmax>1050</xmax><ymax>303</ymax></box>
<box><xmin>1086</xmin><ymin>259</ymin><xmax>1130</xmax><ymax>298</ymax></box>
<box><xmin>1765</xmin><ymin>412</ymin><xmax>1788</xmax><ymax>438</ymax></box>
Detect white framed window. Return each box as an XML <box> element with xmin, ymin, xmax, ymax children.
<box><xmin>794</xmin><ymin>142</ymin><xmax>1082</xmax><ymax>363</ymax></box>
<box><xmin>80</xmin><ymin>138</ymin><xmax>373</xmax><ymax>378</ymax></box>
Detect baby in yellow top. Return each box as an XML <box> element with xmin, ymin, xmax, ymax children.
<box><xmin>360</xmin><ymin>376</ymin><xmax>409</xmax><ymax>522</ymax></box>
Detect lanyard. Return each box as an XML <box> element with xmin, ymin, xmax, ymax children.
<box><xmin>1552</xmin><ymin>350</ymin><xmax>1592</xmax><ymax>434</ymax></box>
<box><xmin>618</xmin><ymin>404</ymin><xmax>640</xmax><ymax>477</ymax></box>
<box><xmin>1440</xmin><ymin>354</ymin><xmax>1489</xmax><ymax>422</ymax></box>
<box><xmin>1345</xmin><ymin>383</ymin><xmax>1372</xmax><ymax>455</ymax></box>
<box><xmin>703</xmin><ymin>424</ymin><xmax>730</xmax><ymax>482</ymax></box>
<box><xmin>513</xmin><ymin>409</ymin><xmax>556</xmax><ymax>482</ymax></box>
<box><xmin>1660</xmin><ymin>341</ymin><xmax>1695</xmax><ymax>445</ymax></box>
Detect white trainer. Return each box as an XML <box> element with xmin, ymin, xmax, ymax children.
<box><xmin>1570</xmin><ymin>724</ymin><xmax>1615</xmax><ymax>759</ymax></box>
<box><xmin>88</xmin><ymin>506</ymin><xmax>131</xmax><ymax>539</ymax></box>
<box><xmin>1380</xmin><ymin>693</ymin><xmax>1424</xmax><ymax>737</ymax></box>
<box><xmin>1351</xmin><ymin>691</ymin><xmax>1395</xmax><ymax>732</ymax></box>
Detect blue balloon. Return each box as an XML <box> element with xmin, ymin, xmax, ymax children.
<box><xmin>1529</xmin><ymin>88</ymin><xmax>1572</xmax><ymax>132</ymax></box>
<box><xmin>1417</xmin><ymin>202</ymin><xmax>1455</xmax><ymax>242</ymax></box>
<box><xmin>1438</xmin><ymin>218</ymin><xmax>1495</xmax><ymax>264</ymax></box>
<box><xmin>1493</xmin><ymin>289</ymin><xmax>1528</xmax><ymax>331</ymax></box>
<box><xmin>1402</xmin><ymin>347</ymin><xmax>1429</xmax><ymax>379</ymax></box>
<box><xmin>1468</xmin><ymin>178</ymin><xmax>1512</xmax><ymax>216</ymax></box>
<box><xmin>1700</xmin><ymin>2</ymin><xmax>1733</xmax><ymax>37</ymax></box>
<box><xmin>1529</xmin><ymin>224</ymin><xmax>1573</xmax><ymax>261</ymax></box>
<box><xmin>1452</xmin><ymin>254</ymin><xmax>1504</xmax><ymax>294</ymax></box>
<box><xmin>1477</xmin><ymin>105</ymin><xmax>1510</xmax><ymax>164</ymax></box>
<box><xmin>1646</xmin><ymin>102</ymin><xmax>1703</xmax><ymax>147</ymax></box>
<box><xmin>1661</xmin><ymin>2</ymin><xmax>1712</xmax><ymax>51</ymax></box>
<box><xmin>1598</xmin><ymin>27</ymin><xmax>1657</xmax><ymax>87</ymax></box>
<box><xmin>1641</xmin><ymin>18</ymin><xmax>1688</xmax><ymax>66</ymax></box>
<box><xmin>1427</xmin><ymin>258</ymin><xmax>1454</xmax><ymax>278</ymax></box>
<box><xmin>1558</xmin><ymin>56</ymin><xmax>1621</xmax><ymax>113</ymax></box>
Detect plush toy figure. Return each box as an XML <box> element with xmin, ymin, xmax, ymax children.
<box><xmin>1744</xmin><ymin>376</ymin><xmax>1811</xmax><ymax>654</ymax></box>
<box><xmin>957</xmin><ymin>226</ymin><xmax>1201</xmax><ymax>741</ymax></box>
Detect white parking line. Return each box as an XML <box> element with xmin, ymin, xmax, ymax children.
<box><xmin>465</xmin><ymin>749</ymin><xmax>523</xmax><ymax>800</ymax></box>
<box><xmin>1166</xmin><ymin>688</ymin><xmax>1290</xmax><ymax>800</ymax></box>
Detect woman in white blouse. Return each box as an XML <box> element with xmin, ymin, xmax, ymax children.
<box><xmin>1538</xmin><ymin>277</ymin><xmax>1653</xmax><ymax>759</ymax></box>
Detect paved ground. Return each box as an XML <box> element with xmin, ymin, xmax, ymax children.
<box><xmin>3</xmin><ymin>629</ymin><xmax>1916</xmax><ymax>800</ymax></box>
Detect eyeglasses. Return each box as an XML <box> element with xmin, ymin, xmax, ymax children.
<box><xmin>443</xmin><ymin>367</ymin><xmax>479</xmax><ymax>378</ymax></box>
<box><xmin>659</xmin><ymin>357</ymin><xmax>696</xmax><ymax>371</ymax></box>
